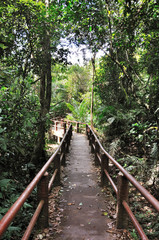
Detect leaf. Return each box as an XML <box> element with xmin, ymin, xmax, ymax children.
<box><xmin>8</xmin><ymin>225</ymin><xmax>21</xmax><ymax>232</ymax></box>
<box><xmin>23</xmin><ymin>202</ymin><xmax>32</xmax><ymax>209</ymax></box>
<box><xmin>0</xmin><ymin>179</ymin><xmax>11</xmax><ymax>188</ymax></box>
<box><xmin>102</xmin><ymin>212</ymin><xmax>108</xmax><ymax>216</ymax></box>
<box><xmin>107</xmin><ymin>117</ymin><xmax>115</xmax><ymax>125</ymax></box>
<box><xmin>0</xmin><ymin>43</ymin><xmax>7</xmax><ymax>50</ymax></box>
<box><xmin>67</xmin><ymin>202</ymin><xmax>75</xmax><ymax>206</ymax></box>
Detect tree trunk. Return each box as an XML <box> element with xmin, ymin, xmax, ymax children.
<box><xmin>91</xmin><ymin>55</ymin><xmax>96</xmax><ymax>129</ymax></box>
<box><xmin>32</xmin><ymin>1</ymin><xmax>52</xmax><ymax>167</ymax></box>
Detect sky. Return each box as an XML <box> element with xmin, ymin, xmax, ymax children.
<box><xmin>67</xmin><ymin>44</ymin><xmax>105</xmax><ymax>66</ymax></box>
<box><xmin>59</xmin><ymin>38</ymin><xmax>105</xmax><ymax>66</ymax></box>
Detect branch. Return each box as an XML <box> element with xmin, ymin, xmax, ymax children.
<box><xmin>51</xmin><ymin>100</ymin><xmax>64</xmax><ymax>108</ymax></box>
<box><xmin>31</xmin><ymin>78</ymin><xmax>41</xmax><ymax>85</ymax></box>
<box><xmin>106</xmin><ymin>53</ymin><xmax>133</xmax><ymax>83</ymax></box>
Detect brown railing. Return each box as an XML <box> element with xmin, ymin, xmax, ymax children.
<box><xmin>86</xmin><ymin>125</ymin><xmax>159</xmax><ymax>240</ymax></box>
<box><xmin>0</xmin><ymin>125</ymin><xmax>72</xmax><ymax>240</ymax></box>
<box><xmin>1</xmin><ymin>120</ymin><xmax>159</xmax><ymax>240</ymax></box>
<box><xmin>52</xmin><ymin>119</ymin><xmax>86</xmax><ymax>135</ymax></box>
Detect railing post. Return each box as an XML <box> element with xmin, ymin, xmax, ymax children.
<box><xmin>86</xmin><ymin>124</ymin><xmax>88</xmax><ymax>136</ymax></box>
<box><xmin>94</xmin><ymin>141</ymin><xmax>100</xmax><ymax>166</ymax></box>
<box><xmin>61</xmin><ymin>141</ymin><xmax>66</xmax><ymax>166</ymax></box>
<box><xmin>68</xmin><ymin>126</ymin><xmax>72</xmax><ymax>141</ymax></box>
<box><xmin>89</xmin><ymin>131</ymin><xmax>92</xmax><ymax>146</ymax></box>
<box><xmin>116</xmin><ymin>173</ymin><xmax>129</xmax><ymax>229</ymax></box>
<box><xmin>37</xmin><ymin>172</ymin><xmax>49</xmax><ymax>229</ymax></box>
<box><xmin>86</xmin><ymin>125</ymin><xmax>90</xmax><ymax>139</ymax></box>
<box><xmin>76</xmin><ymin>122</ymin><xmax>79</xmax><ymax>133</ymax></box>
<box><xmin>101</xmin><ymin>154</ymin><xmax>109</xmax><ymax>186</ymax></box>
<box><xmin>54</xmin><ymin>153</ymin><xmax>61</xmax><ymax>185</ymax></box>
<box><xmin>91</xmin><ymin>135</ymin><xmax>95</xmax><ymax>153</ymax></box>
<box><xmin>65</xmin><ymin>135</ymin><xmax>69</xmax><ymax>153</ymax></box>
<box><xmin>63</xmin><ymin>122</ymin><xmax>66</xmax><ymax>134</ymax></box>
<box><xmin>70</xmin><ymin>125</ymin><xmax>72</xmax><ymax>138</ymax></box>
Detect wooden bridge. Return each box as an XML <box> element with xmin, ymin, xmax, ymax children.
<box><xmin>0</xmin><ymin>121</ymin><xmax>159</xmax><ymax>240</ymax></box>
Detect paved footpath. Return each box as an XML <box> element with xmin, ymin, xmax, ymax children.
<box><xmin>53</xmin><ymin>133</ymin><xmax>118</xmax><ymax>240</ymax></box>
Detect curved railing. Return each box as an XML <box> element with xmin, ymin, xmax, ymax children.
<box><xmin>0</xmin><ymin>125</ymin><xmax>72</xmax><ymax>240</ymax></box>
<box><xmin>86</xmin><ymin>124</ymin><xmax>159</xmax><ymax>240</ymax></box>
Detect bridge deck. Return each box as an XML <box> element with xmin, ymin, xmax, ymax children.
<box><xmin>51</xmin><ymin>133</ymin><xmax>120</xmax><ymax>240</ymax></box>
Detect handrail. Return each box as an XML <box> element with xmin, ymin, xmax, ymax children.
<box><xmin>0</xmin><ymin>124</ymin><xmax>72</xmax><ymax>239</ymax></box>
<box><xmin>52</xmin><ymin>118</ymin><xmax>87</xmax><ymax>125</ymax></box>
<box><xmin>122</xmin><ymin>200</ymin><xmax>148</xmax><ymax>240</ymax></box>
<box><xmin>52</xmin><ymin>119</ymin><xmax>86</xmax><ymax>134</ymax></box>
<box><xmin>86</xmin><ymin>124</ymin><xmax>159</xmax><ymax>239</ymax></box>
<box><xmin>89</xmin><ymin>125</ymin><xmax>159</xmax><ymax>212</ymax></box>
<box><xmin>1</xmin><ymin>120</ymin><xmax>158</xmax><ymax>239</ymax></box>
<box><xmin>22</xmin><ymin>200</ymin><xmax>44</xmax><ymax>240</ymax></box>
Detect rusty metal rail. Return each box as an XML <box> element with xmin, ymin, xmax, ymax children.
<box><xmin>86</xmin><ymin>124</ymin><xmax>159</xmax><ymax>240</ymax></box>
<box><xmin>0</xmin><ymin>124</ymin><xmax>72</xmax><ymax>239</ymax></box>
<box><xmin>1</xmin><ymin>120</ymin><xmax>159</xmax><ymax>240</ymax></box>
<box><xmin>52</xmin><ymin>119</ymin><xmax>86</xmax><ymax>134</ymax></box>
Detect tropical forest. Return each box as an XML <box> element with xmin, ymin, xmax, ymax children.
<box><xmin>0</xmin><ymin>0</ymin><xmax>159</xmax><ymax>239</ymax></box>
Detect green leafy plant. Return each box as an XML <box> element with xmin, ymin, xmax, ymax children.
<box><xmin>66</xmin><ymin>95</ymin><xmax>91</xmax><ymax>123</ymax></box>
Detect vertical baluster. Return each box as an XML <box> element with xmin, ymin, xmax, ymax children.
<box><xmin>37</xmin><ymin>172</ymin><xmax>49</xmax><ymax>229</ymax></box>
<box><xmin>94</xmin><ymin>141</ymin><xmax>100</xmax><ymax>166</ymax></box>
<box><xmin>101</xmin><ymin>154</ymin><xmax>109</xmax><ymax>186</ymax></box>
<box><xmin>116</xmin><ymin>173</ymin><xmax>129</xmax><ymax>229</ymax></box>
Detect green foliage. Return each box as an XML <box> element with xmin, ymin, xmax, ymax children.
<box><xmin>0</xmin><ymin>0</ymin><xmax>159</xmax><ymax>238</ymax></box>
<box><xmin>0</xmin><ymin>70</ymin><xmax>39</xmax><ymax>177</ymax></box>
<box><xmin>66</xmin><ymin>64</ymin><xmax>91</xmax><ymax>102</ymax></box>
<box><xmin>0</xmin><ymin>171</ymin><xmax>36</xmax><ymax>239</ymax></box>
<box><xmin>130</xmin><ymin>229</ymin><xmax>138</xmax><ymax>240</ymax></box>
<box><xmin>66</xmin><ymin>95</ymin><xmax>91</xmax><ymax>123</ymax></box>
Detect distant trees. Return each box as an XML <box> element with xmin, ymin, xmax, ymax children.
<box><xmin>70</xmin><ymin>0</ymin><xmax>159</xmax><ymax>115</ymax></box>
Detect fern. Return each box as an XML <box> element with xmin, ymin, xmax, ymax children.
<box><xmin>109</xmin><ymin>139</ymin><xmax>120</xmax><ymax>157</ymax></box>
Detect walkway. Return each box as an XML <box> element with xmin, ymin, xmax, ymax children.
<box><xmin>52</xmin><ymin>133</ymin><xmax>118</xmax><ymax>240</ymax></box>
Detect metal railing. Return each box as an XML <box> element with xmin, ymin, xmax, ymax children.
<box><xmin>0</xmin><ymin>125</ymin><xmax>72</xmax><ymax>240</ymax></box>
<box><xmin>1</xmin><ymin>120</ymin><xmax>159</xmax><ymax>240</ymax></box>
<box><xmin>52</xmin><ymin>119</ymin><xmax>86</xmax><ymax>134</ymax></box>
<box><xmin>86</xmin><ymin>124</ymin><xmax>159</xmax><ymax>240</ymax></box>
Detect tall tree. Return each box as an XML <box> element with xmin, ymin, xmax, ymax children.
<box><xmin>31</xmin><ymin>0</ymin><xmax>52</xmax><ymax>165</ymax></box>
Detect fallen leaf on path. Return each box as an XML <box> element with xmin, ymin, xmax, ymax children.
<box><xmin>102</xmin><ymin>212</ymin><xmax>108</xmax><ymax>216</ymax></box>
<box><xmin>67</xmin><ymin>202</ymin><xmax>75</xmax><ymax>206</ymax></box>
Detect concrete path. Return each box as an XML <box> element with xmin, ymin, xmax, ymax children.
<box><xmin>52</xmin><ymin>133</ymin><xmax>118</xmax><ymax>240</ymax></box>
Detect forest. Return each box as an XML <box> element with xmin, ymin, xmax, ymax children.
<box><xmin>0</xmin><ymin>0</ymin><xmax>159</xmax><ymax>239</ymax></box>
